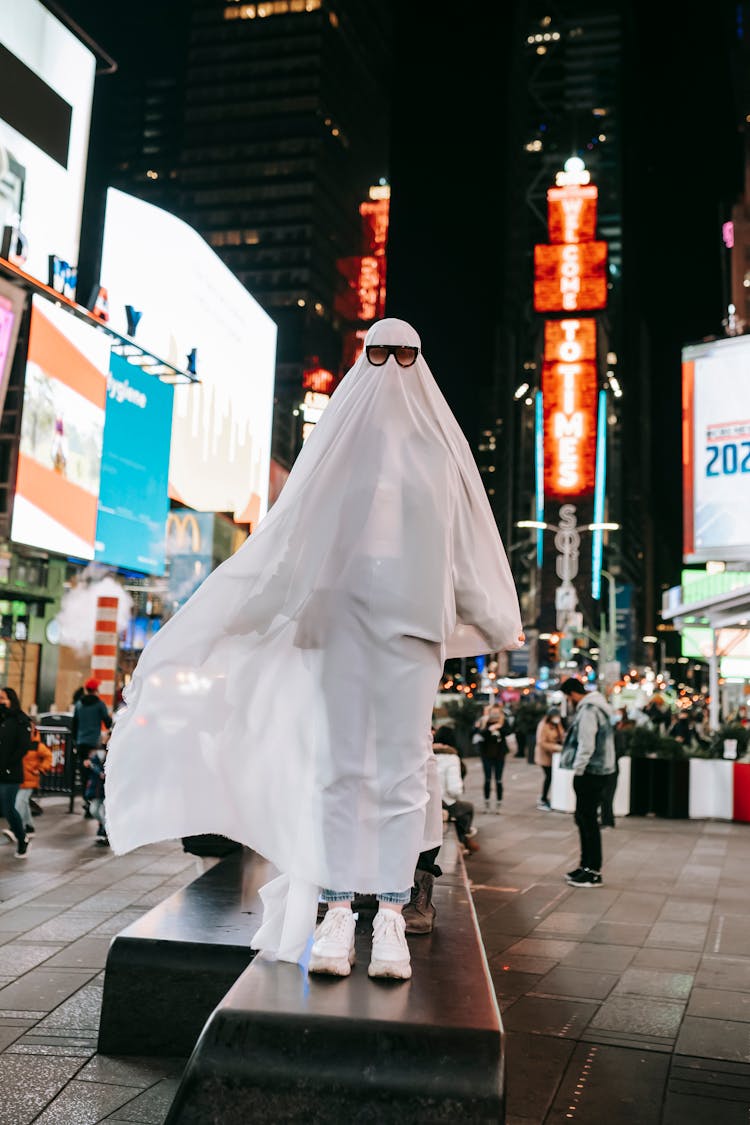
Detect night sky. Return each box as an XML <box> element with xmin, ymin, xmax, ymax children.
<box><xmin>62</xmin><ymin>0</ymin><xmax>743</xmax><ymax>592</ymax></box>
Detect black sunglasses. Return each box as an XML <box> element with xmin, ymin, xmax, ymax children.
<box><xmin>365</xmin><ymin>344</ymin><xmax>420</xmax><ymax>368</ymax></box>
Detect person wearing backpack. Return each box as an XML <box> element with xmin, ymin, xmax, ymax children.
<box><xmin>558</xmin><ymin>678</ymin><xmax>615</xmax><ymax>888</ymax></box>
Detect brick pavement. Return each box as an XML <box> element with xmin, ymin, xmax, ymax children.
<box><xmin>464</xmin><ymin>754</ymin><xmax>750</xmax><ymax>1124</ymax></box>
<box><xmin>0</xmin><ymin>799</ymin><xmax>194</xmax><ymax>1125</ymax></box>
<box><xmin>0</xmin><ymin>758</ymin><xmax>748</xmax><ymax>1123</ymax></box>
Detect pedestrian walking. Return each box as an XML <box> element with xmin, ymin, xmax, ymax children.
<box><xmin>475</xmin><ymin>703</ymin><xmax>510</xmax><ymax>813</ymax></box>
<box><xmin>82</xmin><ymin>730</ymin><xmax>109</xmax><ymax>846</ymax></box>
<box><xmin>105</xmin><ymin>317</ymin><xmax>523</xmax><ymax>984</ymax></box>
<box><xmin>534</xmin><ymin>707</ymin><xmax>564</xmax><ymax>810</ymax></box>
<box><xmin>558</xmin><ymin>678</ymin><xmax>615</xmax><ymax>887</ymax></box>
<box><xmin>72</xmin><ymin>679</ymin><xmax>112</xmax><ymax>816</ymax></box>
<box><xmin>13</xmin><ymin>723</ymin><xmax>52</xmax><ymax>836</ymax></box>
<box><xmin>0</xmin><ymin>687</ymin><xmax>33</xmax><ymax>859</ymax></box>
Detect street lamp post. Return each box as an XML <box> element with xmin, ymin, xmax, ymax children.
<box><xmin>515</xmin><ymin>520</ymin><xmax>620</xmax><ymax>678</ymax></box>
<box><xmin>600</xmin><ymin>569</ymin><xmax>619</xmax><ymax>667</ymax></box>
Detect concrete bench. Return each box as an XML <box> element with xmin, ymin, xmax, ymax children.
<box><xmin>162</xmin><ymin>835</ymin><xmax>505</xmax><ymax>1124</ymax></box>
<box><xmin>97</xmin><ymin>847</ymin><xmax>273</xmax><ymax>1057</ymax></box>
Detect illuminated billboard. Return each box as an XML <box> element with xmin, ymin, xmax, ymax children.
<box><xmin>682</xmin><ymin>335</ymin><xmax>750</xmax><ymax>562</ymax></box>
<box><xmin>542</xmin><ymin>359</ymin><xmax>599</xmax><ymax>498</ymax></box>
<box><xmin>94</xmin><ymin>353</ymin><xmax>174</xmax><ymax>575</ymax></box>
<box><xmin>544</xmin><ymin>318</ymin><xmax>597</xmax><ymax>363</ymax></box>
<box><xmin>533</xmin><ymin>242</ymin><xmax>608</xmax><ymax>313</ymax></box>
<box><xmin>12</xmin><ymin>296</ymin><xmax>109</xmax><ymax>558</ymax></box>
<box><xmin>547</xmin><ymin>184</ymin><xmax>599</xmax><ymax>244</ymax></box>
<box><xmin>0</xmin><ymin>277</ymin><xmax>26</xmax><ymax>414</ymax></box>
<box><xmin>0</xmin><ymin>0</ymin><xmax>96</xmax><ymax>288</ymax></box>
<box><xmin>100</xmin><ymin>189</ymin><xmax>276</xmax><ymax>526</ymax></box>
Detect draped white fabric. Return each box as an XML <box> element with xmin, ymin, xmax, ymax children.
<box><xmin>105</xmin><ymin>318</ymin><xmax>522</xmax><ymax>962</ymax></box>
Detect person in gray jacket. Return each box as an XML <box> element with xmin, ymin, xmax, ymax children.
<box><xmin>558</xmin><ymin>678</ymin><xmax>615</xmax><ymax>887</ymax></box>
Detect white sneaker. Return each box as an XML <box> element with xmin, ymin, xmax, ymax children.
<box><xmin>308</xmin><ymin>907</ymin><xmax>356</xmax><ymax>977</ymax></box>
<box><xmin>368</xmin><ymin>909</ymin><xmax>412</xmax><ymax>980</ymax></box>
<box><xmin>1</xmin><ymin>829</ymin><xmax>14</xmax><ymax>844</ymax></box>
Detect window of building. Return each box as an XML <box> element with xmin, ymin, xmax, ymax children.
<box><xmin>224</xmin><ymin>0</ymin><xmax>320</xmax><ymax>20</ymax></box>
<box><xmin>207</xmin><ymin>229</ymin><xmax>262</xmax><ymax>247</ymax></box>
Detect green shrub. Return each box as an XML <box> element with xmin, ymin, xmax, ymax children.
<box><xmin>710</xmin><ymin>723</ymin><xmax>750</xmax><ymax>759</ymax></box>
<box><xmin>654</xmin><ymin>736</ymin><xmax>687</xmax><ymax>760</ymax></box>
<box><xmin>623</xmin><ymin>726</ymin><xmax>686</xmax><ymax>760</ymax></box>
<box><xmin>625</xmin><ymin>726</ymin><xmax>660</xmax><ymax>757</ymax></box>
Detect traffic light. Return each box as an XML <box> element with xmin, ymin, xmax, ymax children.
<box><xmin>548</xmin><ymin>633</ymin><xmax>560</xmax><ymax>664</ymax></box>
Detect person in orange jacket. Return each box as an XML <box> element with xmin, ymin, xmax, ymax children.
<box><xmin>15</xmin><ymin>725</ymin><xmax>52</xmax><ymax>836</ymax></box>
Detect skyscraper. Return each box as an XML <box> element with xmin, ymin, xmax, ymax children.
<box><xmin>177</xmin><ymin>1</ymin><xmax>393</xmax><ymax>463</ymax></box>
<box><xmin>486</xmin><ymin>1</ymin><xmax>633</xmax><ymax>667</ymax></box>
<box><xmin>76</xmin><ymin>0</ymin><xmax>393</xmax><ymax>469</ymax></box>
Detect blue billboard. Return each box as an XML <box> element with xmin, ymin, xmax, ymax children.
<box><xmin>94</xmin><ymin>353</ymin><xmax>173</xmax><ymax>574</ymax></box>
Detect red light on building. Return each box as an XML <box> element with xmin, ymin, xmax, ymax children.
<box><xmin>542</xmin><ymin>359</ymin><xmax>598</xmax><ymax>497</ymax></box>
<box><xmin>544</xmin><ymin>318</ymin><xmax>597</xmax><ymax>364</ymax></box>
<box><xmin>357</xmin><ymin>254</ymin><xmax>386</xmax><ymax>321</ymax></box>
<box><xmin>359</xmin><ymin>197</ymin><xmax>390</xmax><ymax>254</ymax></box>
<box><xmin>533</xmin><ymin>242</ymin><xmax>608</xmax><ymax>313</ymax></box>
<box><xmin>302</xmin><ymin>366</ymin><xmax>336</xmax><ymax>394</ymax></box>
<box><xmin>547</xmin><ymin>184</ymin><xmax>598</xmax><ymax>244</ymax></box>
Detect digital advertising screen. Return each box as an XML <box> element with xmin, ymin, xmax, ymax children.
<box><xmin>100</xmin><ymin>189</ymin><xmax>276</xmax><ymax>527</ymax></box>
<box><xmin>683</xmin><ymin>335</ymin><xmax>750</xmax><ymax>563</ymax></box>
<box><xmin>0</xmin><ymin>0</ymin><xmax>96</xmax><ymax>287</ymax></box>
<box><xmin>12</xmin><ymin>296</ymin><xmax>109</xmax><ymax>558</ymax></box>
<box><xmin>94</xmin><ymin>352</ymin><xmax>174</xmax><ymax>575</ymax></box>
<box><xmin>0</xmin><ymin>275</ymin><xmax>26</xmax><ymax>414</ymax></box>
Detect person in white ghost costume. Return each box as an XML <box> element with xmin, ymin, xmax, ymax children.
<box><xmin>105</xmin><ymin>317</ymin><xmax>523</xmax><ymax>981</ymax></box>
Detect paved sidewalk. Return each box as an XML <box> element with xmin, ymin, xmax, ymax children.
<box><xmin>0</xmin><ymin>799</ymin><xmax>196</xmax><ymax>1125</ymax></box>
<box><xmin>464</xmin><ymin>755</ymin><xmax>750</xmax><ymax>1125</ymax></box>
<box><xmin>0</xmin><ymin>760</ymin><xmax>749</xmax><ymax>1123</ymax></box>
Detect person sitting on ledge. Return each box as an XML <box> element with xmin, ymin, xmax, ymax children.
<box><xmin>432</xmin><ymin>724</ymin><xmax>479</xmax><ymax>856</ymax></box>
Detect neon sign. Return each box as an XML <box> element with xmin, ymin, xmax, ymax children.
<box><xmin>302</xmin><ymin>365</ymin><xmax>336</xmax><ymax>394</ymax></box>
<box><xmin>547</xmin><ymin>185</ymin><xmax>598</xmax><ymax>244</ymax></box>
<box><xmin>534</xmin><ymin>242</ymin><xmax>608</xmax><ymax>312</ymax></box>
<box><xmin>544</xmin><ymin>318</ymin><xmax>596</xmax><ymax>363</ymax></box>
<box><xmin>542</xmin><ymin>316</ymin><xmax>599</xmax><ymax>498</ymax></box>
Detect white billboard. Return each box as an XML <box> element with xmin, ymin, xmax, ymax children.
<box><xmin>0</xmin><ymin>0</ymin><xmax>96</xmax><ymax>286</ymax></box>
<box><xmin>12</xmin><ymin>296</ymin><xmax>109</xmax><ymax>559</ymax></box>
<box><xmin>100</xmin><ymin>189</ymin><xmax>276</xmax><ymax>526</ymax></box>
<box><xmin>683</xmin><ymin>334</ymin><xmax>750</xmax><ymax>563</ymax></box>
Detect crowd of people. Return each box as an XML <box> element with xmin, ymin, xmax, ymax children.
<box><xmin>0</xmin><ymin>678</ymin><xmax>112</xmax><ymax>860</ymax></box>
<box><xmin>4</xmin><ymin>664</ymin><xmax>747</xmax><ymax>910</ymax></box>
<box><xmin>432</xmin><ymin>678</ymin><xmax>748</xmax><ymax>888</ymax></box>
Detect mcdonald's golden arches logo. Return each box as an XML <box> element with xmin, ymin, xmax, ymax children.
<box><xmin>166</xmin><ymin>511</ymin><xmax>202</xmax><ymax>554</ymax></box>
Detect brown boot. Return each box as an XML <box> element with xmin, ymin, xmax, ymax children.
<box><xmin>403</xmin><ymin>869</ymin><xmax>436</xmax><ymax>935</ymax></box>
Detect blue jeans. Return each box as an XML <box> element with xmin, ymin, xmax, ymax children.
<box><xmin>321</xmin><ymin>888</ymin><xmax>411</xmax><ymax>905</ymax></box>
<box><xmin>0</xmin><ymin>783</ymin><xmax>25</xmax><ymax>844</ymax></box>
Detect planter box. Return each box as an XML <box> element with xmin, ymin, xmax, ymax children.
<box><xmin>734</xmin><ymin>762</ymin><xmax>750</xmax><ymax>823</ymax></box>
<box><xmin>688</xmin><ymin>759</ymin><xmax>734</xmax><ymax>819</ymax></box>
<box><xmin>629</xmin><ymin>756</ymin><xmax>689</xmax><ymax>818</ymax></box>
<box><xmin>550</xmin><ymin>753</ymin><xmax>630</xmax><ymax>816</ymax></box>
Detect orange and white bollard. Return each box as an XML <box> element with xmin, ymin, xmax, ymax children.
<box><xmin>92</xmin><ymin>595</ymin><xmax>118</xmax><ymax>710</ymax></box>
